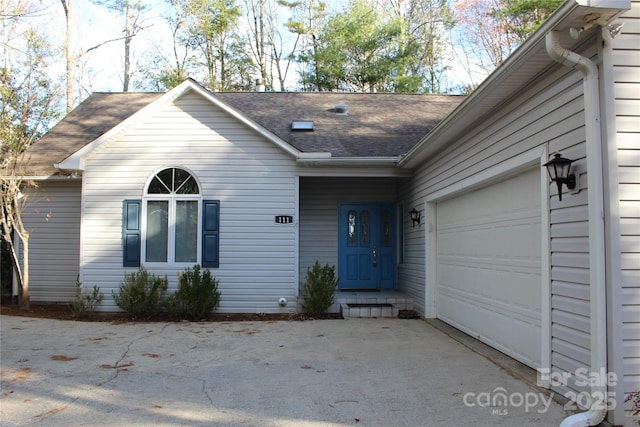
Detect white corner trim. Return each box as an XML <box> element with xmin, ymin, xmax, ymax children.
<box><xmin>540</xmin><ymin>144</ymin><xmax>552</xmax><ymax>387</ymax></box>
<box><xmin>424</xmin><ymin>201</ymin><xmax>437</xmax><ymax>319</ymax></box>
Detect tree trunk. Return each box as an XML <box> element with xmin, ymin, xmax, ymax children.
<box><xmin>6</xmin><ymin>236</ymin><xmax>28</xmax><ymax>310</ymax></box>
<box><xmin>19</xmin><ymin>241</ymin><xmax>29</xmax><ymax>310</ymax></box>
<box><xmin>123</xmin><ymin>0</ymin><xmax>131</xmax><ymax>92</ymax></box>
<box><xmin>61</xmin><ymin>0</ymin><xmax>73</xmax><ymax>112</ymax></box>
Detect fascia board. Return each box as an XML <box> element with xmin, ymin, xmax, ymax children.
<box><xmin>576</xmin><ymin>0</ymin><xmax>629</xmax><ymax>7</ymax></box>
<box><xmin>296</xmin><ymin>156</ymin><xmax>399</xmax><ymax>166</ymax></box>
<box><xmin>15</xmin><ymin>175</ymin><xmax>82</xmax><ymax>181</ymax></box>
<box><xmin>186</xmin><ymin>83</ymin><xmax>302</xmax><ymax>158</ymax></box>
<box><xmin>296</xmin><ymin>156</ymin><xmax>409</xmax><ymax>177</ymax></box>
<box><xmin>57</xmin><ymin>83</ymin><xmax>191</xmax><ymax>170</ymax></box>
<box><xmin>57</xmin><ymin>80</ymin><xmax>301</xmax><ymax>170</ymax></box>
<box><xmin>398</xmin><ymin>0</ymin><xmax>629</xmax><ymax>169</ymax></box>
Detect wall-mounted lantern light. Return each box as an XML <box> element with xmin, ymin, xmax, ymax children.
<box><xmin>543</xmin><ymin>153</ymin><xmax>577</xmax><ymax>201</ymax></box>
<box><xmin>410</xmin><ymin>208</ymin><xmax>421</xmax><ymax>228</ymax></box>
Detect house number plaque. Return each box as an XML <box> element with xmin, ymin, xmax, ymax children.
<box><xmin>275</xmin><ymin>215</ymin><xmax>294</xmax><ymax>224</ymax></box>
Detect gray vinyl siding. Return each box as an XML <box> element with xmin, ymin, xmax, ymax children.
<box><xmin>402</xmin><ymin>46</ymin><xmax>596</xmax><ymax>397</ymax></box>
<box><xmin>611</xmin><ymin>2</ymin><xmax>640</xmax><ymax>424</ymax></box>
<box><xmin>20</xmin><ymin>180</ymin><xmax>81</xmax><ymax>302</ymax></box>
<box><xmin>298</xmin><ymin>177</ymin><xmax>398</xmax><ymax>287</ymax></box>
<box><xmin>80</xmin><ymin>91</ymin><xmax>299</xmax><ymax>313</ymax></box>
<box><xmin>396</xmin><ymin>178</ymin><xmax>426</xmax><ymax>315</ymax></box>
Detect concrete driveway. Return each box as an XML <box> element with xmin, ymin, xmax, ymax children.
<box><xmin>0</xmin><ymin>315</ymin><xmax>568</xmax><ymax>426</ymax></box>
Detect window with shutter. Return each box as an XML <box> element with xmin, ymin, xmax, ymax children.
<box><xmin>122</xmin><ymin>168</ymin><xmax>220</xmax><ymax>267</ymax></box>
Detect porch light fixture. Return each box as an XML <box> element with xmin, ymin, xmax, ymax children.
<box><xmin>410</xmin><ymin>208</ymin><xmax>421</xmax><ymax>228</ymax></box>
<box><xmin>544</xmin><ymin>153</ymin><xmax>576</xmax><ymax>201</ymax></box>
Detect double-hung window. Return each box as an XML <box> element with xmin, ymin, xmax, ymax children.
<box><xmin>123</xmin><ymin>168</ymin><xmax>219</xmax><ymax>268</ymax></box>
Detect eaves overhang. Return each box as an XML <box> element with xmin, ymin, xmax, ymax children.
<box><xmin>296</xmin><ymin>154</ymin><xmax>399</xmax><ymax>166</ymax></box>
<box><xmin>56</xmin><ymin>79</ymin><xmax>301</xmax><ymax>171</ymax></box>
<box><xmin>398</xmin><ymin>0</ymin><xmax>630</xmax><ymax>169</ymax></box>
<box><xmin>296</xmin><ymin>154</ymin><xmax>410</xmax><ymax>177</ymax></box>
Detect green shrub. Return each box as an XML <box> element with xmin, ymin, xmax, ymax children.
<box><xmin>166</xmin><ymin>265</ymin><xmax>221</xmax><ymax>321</ymax></box>
<box><xmin>69</xmin><ymin>280</ymin><xmax>104</xmax><ymax>318</ymax></box>
<box><xmin>113</xmin><ymin>267</ymin><xmax>168</xmax><ymax>319</ymax></box>
<box><xmin>302</xmin><ymin>261</ymin><xmax>338</xmax><ymax>317</ymax></box>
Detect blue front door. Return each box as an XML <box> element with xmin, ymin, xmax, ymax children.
<box><xmin>338</xmin><ymin>203</ymin><xmax>396</xmax><ymax>289</ymax></box>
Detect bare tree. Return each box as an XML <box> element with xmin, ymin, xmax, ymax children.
<box><xmin>263</xmin><ymin>0</ymin><xmax>299</xmax><ymax>91</ymax></box>
<box><xmin>92</xmin><ymin>0</ymin><xmax>149</xmax><ymax>91</ymax></box>
<box><xmin>1</xmin><ymin>16</ymin><xmax>62</xmax><ymax>309</ymax></box>
<box><xmin>451</xmin><ymin>0</ymin><xmax>562</xmax><ymax>87</ymax></box>
<box><xmin>243</xmin><ymin>0</ymin><xmax>268</xmax><ymax>88</ymax></box>
<box><xmin>60</xmin><ymin>0</ymin><xmax>73</xmax><ymax>111</ymax></box>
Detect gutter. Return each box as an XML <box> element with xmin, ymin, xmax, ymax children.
<box><xmin>398</xmin><ymin>0</ymin><xmax>583</xmax><ymax>169</ymax></box>
<box><xmin>546</xmin><ymin>29</ymin><xmax>608</xmax><ymax>427</ymax></box>
<box><xmin>296</xmin><ymin>154</ymin><xmax>399</xmax><ymax>166</ymax></box>
<box><xmin>17</xmin><ymin>174</ymin><xmax>82</xmax><ymax>181</ymax></box>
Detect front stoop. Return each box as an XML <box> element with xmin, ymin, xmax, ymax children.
<box><xmin>334</xmin><ymin>291</ymin><xmax>414</xmax><ymax>318</ymax></box>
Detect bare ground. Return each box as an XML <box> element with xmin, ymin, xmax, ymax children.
<box><xmin>0</xmin><ymin>302</ymin><xmax>340</xmax><ymax>322</ymax></box>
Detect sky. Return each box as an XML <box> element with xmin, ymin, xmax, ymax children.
<box><xmin>18</xmin><ymin>0</ymin><xmax>473</xmax><ymax>98</ymax></box>
<box><xmin>17</xmin><ymin>0</ymin><xmax>178</xmax><ymax>94</ymax></box>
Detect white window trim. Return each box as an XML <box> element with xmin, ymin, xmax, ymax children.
<box><xmin>140</xmin><ymin>167</ymin><xmax>204</xmax><ymax>267</ymax></box>
<box><xmin>141</xmin><ymin>196</ymin><xmax>202</xmax><ymax>267</ymax></box>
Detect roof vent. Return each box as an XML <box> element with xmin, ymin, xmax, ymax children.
<box><xmin>291</xmin><ymin>121</ymin><xmax>314</xmax><ymax>132</ymax></box>
<box><xmin>335</xmin><ymin>103</ymin><xmax>348</xmax><ymax>115</ymax></box>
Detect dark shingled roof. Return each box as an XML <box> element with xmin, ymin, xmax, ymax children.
<box><xmin>214</xmin><ymin>92</ymin><xmax>463</xmax><ymax>157</ymax></box>
<box><xmin>24</xmin><ymin>88</ymin><xmax>464</xmax><ymax>176</ymax></box>
<box><xmin>24</xmin><ymin>92</ymin><xmax>164</xmax><ymax>176</ymax></box>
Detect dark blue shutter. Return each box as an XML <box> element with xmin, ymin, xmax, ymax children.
<box><xmin>202</xmin><ymin>200</ymin><xmax>220</xmax><ymax>268</ymax></box>
<box><xmin>122</xmin><ymin>200</ymin><xmax>141</xmax><ymax>267</ymax></box>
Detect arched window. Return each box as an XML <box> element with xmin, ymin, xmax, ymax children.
<box><xmin>144</xmin><ymin>168</ymin><xmax>201</xmax><ymax>264</ymax></box>
<box><xmin>123</xmin><ymin>168</ymin><xmax>219</xmax><ymax>268</ymax></box>
<box><xmin>147</xmin><ymin>167</ymin><xmax>200</xmax><ymax>195</ymax></box>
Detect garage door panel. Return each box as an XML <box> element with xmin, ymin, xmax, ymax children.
<box><xmin>439</xmin><ymin>220</ymin><xmax>540</xmax><ymax>258</ymax></box>
<box><xmin>438</xmin><ymin>275</ymin><xmax>542</xmax><ymax>322</ymax></box>
<box><xmin>438</xmin><ymin>260</ymin><xmax>541</xmax><ymax>308</ymax></box>
<box><xmin>437</xmin><ymin>168</ymin><xmax>542</xmax><ymax>369</ymax></box>
<box><xmin>438</xmin><ymin>291</ymin><xmax>541</xmax><ymax>368</ymax></box>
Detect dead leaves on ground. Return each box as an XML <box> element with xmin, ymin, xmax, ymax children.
<box><xmin>230</xmin><ymin>328</ymin><xmax>258</xmax><ymax>335</ymax></box>
<box><xmin>100</xmin><ymin>362</ymin><xmax>134</xmax><ymax>371</ymax></box>
<box><xmin>50</xmin><ymin>355</ymin><xmax>78</xmax><ymax>362</ymax></box>
<box><xmin>0</xmin><ymin>367</ymin><xmax>31</xmax><ymax>382</ymax></box>
<box><xmin>34</xmin><ymin>407</ymin><xmax>65</xmax><ymax>418</ymax></box>
<box><xmin>142</xmin><ymin>352</ymin><xmax>160</xmax><ymax>358</ymax></box>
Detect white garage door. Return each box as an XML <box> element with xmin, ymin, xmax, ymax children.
<box><xmin>436</xmin><ymin>168</ymin><xmax>542</xmax><ymax>368</ymax></box>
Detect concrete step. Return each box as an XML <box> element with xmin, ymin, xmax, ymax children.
<box><xmin>341</xmin><ymin>303</ymin><xmax>396</xmax><ymax>318</ymax></box>
<box><xmin>334</xmin><ymin>293</ymin><xmax>414</xmax><ymax>318</ymax></box>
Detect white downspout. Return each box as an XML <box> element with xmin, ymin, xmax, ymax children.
<box><xmin>546</xmin><ymin>30</ymin><xmax>608</xmax><ymax>427</ymax></box>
